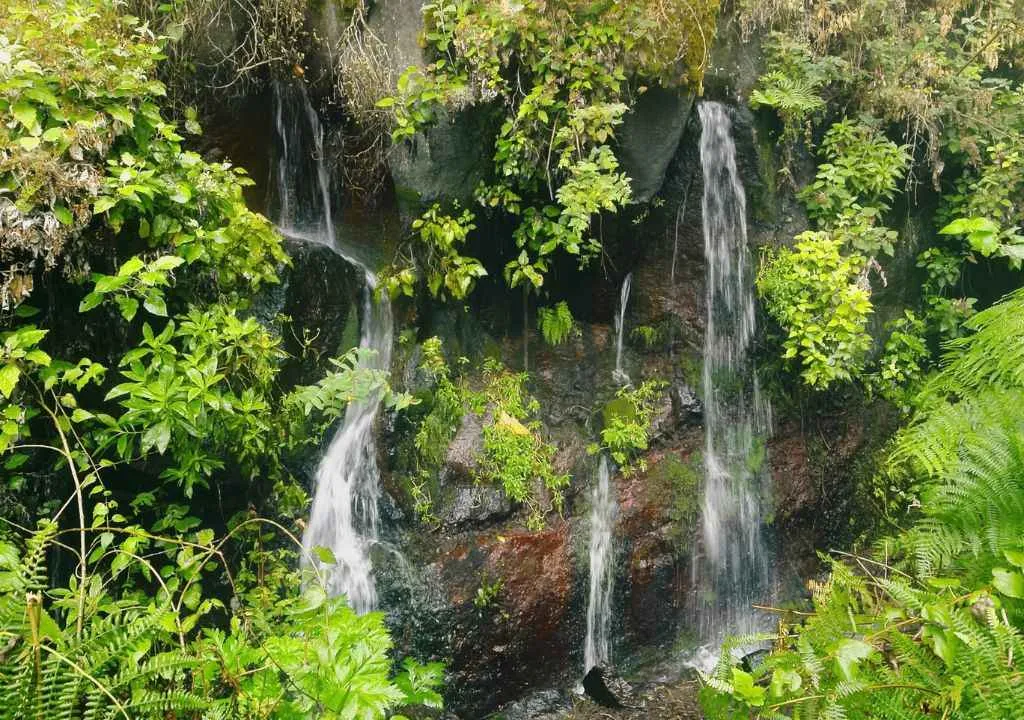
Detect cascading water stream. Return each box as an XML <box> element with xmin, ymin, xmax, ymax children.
<box><xmin>271</xmin><ymin>81</ymin><xmax>393</xmax><ymax>613</ymax></box>
<box><xmin>584</xmin><ymin>455</ymin><xmax>616</xmax><ymax>672</ymax></box>
<box><xmin>691</xmin><ymin>102</ymin><xmax>773</xmax><ymax>651</ymax></box>
<box><xmin>613</xmin><ymin>273</ymin><xmax>633</xmax><ymax>385</ymax></box>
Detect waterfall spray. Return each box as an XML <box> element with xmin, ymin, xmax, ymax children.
<box><xmin>691</xmin><ymin>102</ymin><xmax>773</xmax><ymax>653</ymax></box>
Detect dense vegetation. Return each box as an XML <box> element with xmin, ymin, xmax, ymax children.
<box><xmin>5</xmin><ymin>0</ymin><xmax>1024</xmax><ymax>717</ymax></box>
<box><xmin>0</xmin><ymin>1</ymin><xmax>440</xmax><ymax>717</ymax></box>
<box><xmin>702</xmin><ymin>0</ymin><xmax>1024</xmax><ymax>717</ymax></box>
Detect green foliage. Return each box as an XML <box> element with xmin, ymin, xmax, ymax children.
<box><xmin>381</xmin><ymin>204</ymin><xmax>486</xmax><ymax>302</ymax></box>
<box><xmin>701</xmin><ymin>287</ymin><xmax>1024</xmax><ymax>720</ymax></box>
<box><xmin>474</xmin><ymin>360</ymin><xmax>569</xmax><ymax>529</ymax></box>
<box><xmin>408</xmin><ymin>337</ymin><xmax>465</xmax><ymax>523</ymax></box>
<box><xmin>473</xmin><ymin>574</ymin><xmax>503</xmax><ymax>611</ymax></box>
<box><xmin>867</xmin><ymin>310</ymin><xmax>929</xmax><ymax>408</ymax></box>
<box><xmin>758</xmin><ymin>233</ymin><xmax>873</xmax><ymax>388</ymax></box>
<box><xmin>747</xmin><ymin>0</ymin><xmax>1024</xmax><ymax>385</ymax></box>
<box><xmin>594</xmin><ymin>380</ymin><xmax>665</xmax><ymax>473</ymax></box>
<box><xmin>0</xmin><ymin>518</ymin><xmax>444</xmax><ymax>720</ymax></box>
<box><xmin>537</xmin><ymin>301</ymin><xmax>579</xmax><ymax>346</ymax></box>
<box><xmin>798</xmin><ymin>120</ymin><xmax>910</xmax><ymax>228</ymax></box>
<box><xmin>1</xmin><ymin>4</ymin><xmax>444</xmax><ymax>719</ymax></box>
<box><xmin>377</xmin><ymin>0</ymin><xmax>718</xmax><ymax>297</ymax></box>
<box><xmin>0</xmin><ymin>0</ymin><xmax>286</xmax><ymax>311</ymax></box>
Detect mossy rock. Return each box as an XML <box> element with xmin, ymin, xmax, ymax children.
<box><xmin>645</xmin><ymin>454</ymin><xmax>702</xmax><ymax>552</ymax></box>
<box><xmin>602</xmin><ymin>396</ymin><xmax>639</xmax><ymax>429</ymax></box>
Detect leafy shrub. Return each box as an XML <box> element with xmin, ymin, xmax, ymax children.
<box><xmin>474</xmin><ymin>360</ymin><xmax>569</xmax><ymax>529</ymax></box>
<box><xmin>757</xmin><ymin>233</ymin><xmax>873</xmax><ymax>388</ymax></box>
<box><xmin>381</xmin><ymin>204</ymin><xmax>486</xmax><ymax>302</ymax></box>
<box><xmin>594</xmin><ymin>380</ymin><xmax>666</xmax><ymax>473</ymax></box>
<box><xmin>376</xmin><ymin>0</ymin><xmax>718</xmax><ymax>299</ymax></box>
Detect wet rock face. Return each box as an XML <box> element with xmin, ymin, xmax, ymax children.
<box><xmin>616</xmin><ymin>440</ymin><xmax>702</xmax><ymax>649</ymax></box>
<box><xmin>424</xmin><ymin>525</ymin><xmax>577</xmax><ymax>716</ymax></box>
<box><xmin>254</xmin><ymin>238</ymin><xmax>361</xmax><ymax>387</ymax></box>
<box><xmin>619</xmin><ymin>87</ymin><xmax>695</xmax><ymax>203</ymax></box>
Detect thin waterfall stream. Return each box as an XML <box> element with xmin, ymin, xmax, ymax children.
<box><xmin>583</xmin><ymin>455</ymin><xmax>616</xmax><ymax>672</ymax></box>
<box><xmin>612</xmin><ymin>273</ymin><xmax>633</xmax><ymax>385</ymax></box>
<box><xmin>271</xmin><ymin>81</ymin><xmax>393</xmax><ymax>613</ymax></box>
<box><xmin>691</xmin><ymin>102</ymin><xmax>773</xmax><ymax>656</ymax></box>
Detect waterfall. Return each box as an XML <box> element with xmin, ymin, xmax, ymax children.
<box><xmin>584</xmin><ymin>455</ymin><xmax>616</xmax><ymax>672</ymax></box>
<box><xmin>691</xmin><ymin>102</ymin><xmax>772</xmax><ymax>648</ymax></box>
<box><xmin>271</xmin><ymin>81</ymin><xmax>393</xmax><ymax>613</ymax></box>
<box><xmin>612</xmin><ymin>273</ymin><xmax>632</xmax><ymax>385</ymax></box>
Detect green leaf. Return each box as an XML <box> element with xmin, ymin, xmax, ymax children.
<box><xmin>117</xmin><ymin>256</ymin><xmax>145</xmax><ymax>277</ymax></box>
<box><xmin>106</xmin><ymin>104</ymin><xmax>134</xmax><ymax>127</ymax></box>
<box><xmin>143</xmin><ymin>294</ymin><xmax>167</xmax><ymax>317</ymax></box>
<box><xmin>115</xmin><ymin>296</ymin><xmax>139</xmax><ymax>321</ymax></box>
<box><xmin>53</xmin><ymin>204</ymin><xmax>73</xmax><ymax>225</ymax></box>
<box><xmin>93</xmin><ymin>196</ymin><xmax>117</xmax><ymax>213</ymax></box>
<box><xmin>313</xmin><ymin>546</ymin><xmax>337</xmax><ymax>565</ymax></box>
<box><xmin>142</xmin><ymin>421</ymin><xmax>172</xmax><ymax>454</ymax></box>
<box><xmin>150</xmin><ymin>255</ymin><xmax>185</xmax><ymax>272</ymax></box>
<box><xmin>730</xmin><ymin>668</ymin><xmax>766</xmax><ymax>706</ymax></box>
<box><xmin>0</xmin><ymin>364</ymin><xmax>21</xmax><ymax>398</ymax></box>
<box><xmin>1004</xmin><ymin>550</ymin><xmax>1024</xmax><ymax>569</ymax></box>
<box><xmin>79</xmin><ymin>292</ymin><xmax>103</xmax><ymax>313</ymax></box>
<box><xmin>769</xmin><ymin>668</ymin><xmax>802</xmax><ymax>698</ymax></box>
<box><xmin>93</xmin><ymin>274</ymin><xmax>130</xmax><ymax>293</ymax></box>
<box><xmin>834</xmin><ymin>638</ymin><xmax>875</xmax><ymax>681</ymax></box>
<box><xmin>12</xmin><ymin>100</ymin><xmax>37</xmax><ymax>130</ymax></box>
<box><xmin>992</xmin><ymin>568</ymin><xmax>1024</xmax><ymax>598</ymax></box>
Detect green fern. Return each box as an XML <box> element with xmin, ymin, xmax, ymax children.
<box><xmin>537</xmin><ymin>301</ymin><xmax>579</xmax><ymax>346</ymax></box>
<box><xmin>0</xmin><ymin>528</ymin><xmax>205</xmax><ymax>720</ymax></box>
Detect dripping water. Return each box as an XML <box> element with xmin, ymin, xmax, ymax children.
<box><xmin>271</xmin><ymin>81</ymin><xmax>394</xmax><ymax>613</ymax></box>
<box><xmin>584</xmin><ymin>455</ymin><xmax>616</xmax><ymax>672</ymax></box>
<box><xmin>690</xmin><ymin>102</ymin><xmax>773</xmax><ymax>656</ymax></box>
<box><xmin>612</xmin><ymin>273</ymin><xmax>633</xmax><ymax>385</ymax></box>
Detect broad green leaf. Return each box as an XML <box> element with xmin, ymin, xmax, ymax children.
<box><xmin>143</xmin><ymin>294</ymin><xmax>167</xmax><ymax>317</ymax></box>
<box><xmin>1004</xmin><ymin>550</ymin><xmax>1024</xmax><ymax>569</ymax></box>
<box><xmin>11</xmin><ymin>100</ymin><xmax>37</xmax><ymax>129</ymax></box>
<box><xmin>93</xmin><ymin>196</ymin><xmax>117</xmax><ymax>213</ymax></box>
<box><xmin>53</xmin><ymin>204</ymin><xmax>72</xmax><ymax>225</ymax></box>
<box><xmin>117</xmin><ymin>256</ymin><xmax>145</xmax><ymax>277</ymax></box>
<box><xmin>150</xmin><ymin>255</ymin><xmax>184</xmax><ymax>272</ymax></box>
<box><xmin>730</xmin><ymin>668</ymin><xmax>766</xmax><ymax>706</ymax></box>
<box><xmin>992</xmin><ymin>568</ymin><xmax>1024</xmax><ymax>598</ymax></box>
<box><xmin>79</xmin><ymin>292</ymin><xmax>103</xmax><ymax>313</ymax></box>
<box><xmin>0</xmin><ymin>364</ymin><xmax>20</xmax><ymax>398</ymax></box>
<box><xmin>313</xmin><ymin>546</ymin><xmax>337</xmax><ymax>565</ymax></box>
<box><xmin>106</xmin><ymin>104</ymin><xmax>134</xmax><ymax>127</ymax></box>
